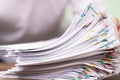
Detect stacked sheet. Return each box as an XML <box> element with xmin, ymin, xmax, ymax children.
<box><xmin>0</xmin><ymin>0</ymin><xmax>120</xmax><ymax>80</ymax></box>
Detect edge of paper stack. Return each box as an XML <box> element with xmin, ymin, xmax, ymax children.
<box><xmin>0</xmin><ymin>0</ymin><xmax>120</xmax><ymax>80</ymax></box>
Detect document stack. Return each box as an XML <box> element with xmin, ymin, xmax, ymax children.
<box><xmin>0</xmin><ymin>0</ymin><xmax>120</xmax><ymax>80</ymax></box>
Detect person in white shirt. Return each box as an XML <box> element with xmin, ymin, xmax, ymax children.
<box><xmin>0</xmin><ymin>0</ymin><xmax>85</xmax><ymax>45</ymax></box>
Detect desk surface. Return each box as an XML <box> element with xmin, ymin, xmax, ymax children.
<box><xmin>0</xmin><ymin>63</ymin><xmax>14</xmax><ymax>71</ymax></box>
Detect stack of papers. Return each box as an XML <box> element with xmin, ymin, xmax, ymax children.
<box><xmin>0</xmin><ymin>0</ymin><xmax>120</xmax><ymax>80</ymax></box>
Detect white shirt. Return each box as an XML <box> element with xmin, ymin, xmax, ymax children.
<box><xmin>0</xmin><ymin>0</ymin><xmax>86</xmax><ymax>45</ymax></box>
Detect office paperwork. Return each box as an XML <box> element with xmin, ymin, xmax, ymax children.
<box><xmin>0</xmin><ymin>0</ymin><xmax>120</xmax><ymax>80</ymax></box>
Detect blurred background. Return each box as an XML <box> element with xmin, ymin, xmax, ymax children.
<box><xmin>105</xmin><ymin>0</ymin><xmax>120</xmax><ymax>20</ymax></box>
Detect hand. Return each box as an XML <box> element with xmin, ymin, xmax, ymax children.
<box><xmin>114</xmin><ymin>18</ymin><xmax>120</xmax><ymax>36</ymax></box>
